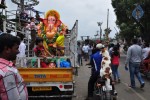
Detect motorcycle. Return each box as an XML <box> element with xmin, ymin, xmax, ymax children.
<box><xmin>140</xmin><ymin>59</ymin><xmax>150</xmax><ymax>78</ymax></box>
<box><xmin>95</xmin><ymin>78</ymin><xmax>117</xmax><ymax>100</ymax></box>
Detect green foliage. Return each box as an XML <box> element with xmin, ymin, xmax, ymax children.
<box><xmin>111</xmin><ymin>0</ymin><xmax>150</xmax><ymax>43</ymax></box>
<box><xmin>0</xmin><ymin>15</ymin><xmax>6</xmax><ymax>19</ymax></box>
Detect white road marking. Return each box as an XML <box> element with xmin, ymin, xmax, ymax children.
<box><xmin>122</xmin><ymin>82</ymin><xmax>147</xmax><ymax>100</ymax></box>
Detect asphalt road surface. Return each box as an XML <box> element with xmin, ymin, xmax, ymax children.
<box><xmin>72</xmin><ymin>53</ymin><xmax>150</xmax><ymax>100</ymax></box>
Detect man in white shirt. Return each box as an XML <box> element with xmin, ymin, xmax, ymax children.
<box><xmin>82</xmin><ymin>43</ymin><xmax>90</xmax><ymax>61</ymax></box>
<box><xmin>16</xmin><ymin>34</ymin><xmax>26</xmax><ymax>67</ymax></box>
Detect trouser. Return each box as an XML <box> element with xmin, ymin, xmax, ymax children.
<box><xmin>129</xmin><ymin>62</ymin><xmax>144</xmax><ymax>87</ymax></box>
<box><xmin>88</xmin><ymin>73</ymin><xmax>99</xmax><ymax>97</ymax></box>
<box><xmin>77</xmin><ymin>54</ymin><xmax>82</xmax><ymax>66</ymax></box>
<box><xmin>84</xmin><ymin>53</ymin><xmax>89</xmax><ymax>61</ymax></box>
<box><xmin>111</xmin><ymin>64</ymin><xmax>120</xmax><ymax>80</ymax></box>
<box><xmin>16</xmin><ymin>56</ymin><xmax>26</xmax><ymax>67</ymax></box>
<box><xmin>30</xmin><ymin>30</ymin><xmax>36</xmax><ymax>50</ymax></box>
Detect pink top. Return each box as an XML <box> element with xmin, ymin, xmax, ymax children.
<box><xmin>112</xmin><ymin>55</ymin><xmax>119</xmax><ymax>65</ymax></box>
<box><xmin>0</xmin><ymin>58</ymin><xmax>28</xmax><ymax>100</ymax></box>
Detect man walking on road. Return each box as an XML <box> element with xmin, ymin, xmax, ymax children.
<box><xmin>77</xmin><ymin>42</ymin><xmax>83</xmax><ymax>66</ymax></box>
<box><xmin>125</xmin><ymin>38</ymin><xmax>145</xmax><ymax>88</ymax></box>
<box><xmin>82</xmin><ymin>43</ymin><xmax>90</xmax><ymax>61</ymax></box>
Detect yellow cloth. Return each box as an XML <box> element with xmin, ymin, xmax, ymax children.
<box><xmin>56</xmin><ymin>35</ymin><xmax>65</xmax><ymax>47</ymax></box>
<box><xmin>43</xmin><ymin>40</ymin><xmax>48</xmax><ymax>49</ymax></box>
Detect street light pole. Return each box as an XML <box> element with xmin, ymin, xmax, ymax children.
<box><xmin>97</xmin><ymin>22</ymin><xmax>103</xmax><ymax>40</ymax></box>
<box><xmin>97</xmin><ymin>30</ymin><xmax>99</xmax><ymax>35</ymax></box>
<box><xmin>107</xmin><ymin>9</ymin><xmax>109</xmax><ymax>29</ymax></box>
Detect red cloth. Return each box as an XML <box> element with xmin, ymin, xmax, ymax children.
<box><xmin>34</xmin><ymin>46</ymin><xmax>45</xmax><ymax>56</ymax></box>
<box><xmin>34</xmin><ymin>46</ymin><xmax>49</xmax><ymax>68</ymax></box>
<box><xmin>34</xmin><ymin>46</ymin><xmax>44</xmax><ymax>53</ymax></box>
<box><xmin>41</xmin><ymin>62</ymin><xmax>48</xmax><ymax>68</ymax></box>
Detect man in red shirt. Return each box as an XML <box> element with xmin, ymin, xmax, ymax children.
<box><xmin>0</xmin><ymin>33</ymin><xmax>28</xmax><ymax>100</ymax></box>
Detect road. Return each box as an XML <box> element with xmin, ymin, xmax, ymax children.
<box><xmin>72</xmin><ymin>53</ymin><xmax>150</xmax><ymax>100</ymax></box>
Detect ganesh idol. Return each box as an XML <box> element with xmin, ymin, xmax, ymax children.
<box><xmin>37</xmin><ymin>10</ymin><xmax>67</xmax><ymax>56</ymax></box>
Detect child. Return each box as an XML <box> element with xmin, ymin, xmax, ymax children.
<box><xmin>97</xmin><ymin>67</ymin><xmax>117</xmax><ymax>96</ymax></box>
<box><xmin>34</xmin><ymin>37</ymin><xmax>52</xmax><ymax>68</ymax></box>
<box><xmin>100</xmin><ymin>56</ymin><xmax>112</xmax><ymax>90</ymax></box>
<box><xmin>96</xmin><ymin>56</ymin><xmax>117</xmax><ymax>96</ymax></box>
<box><xmin>101</xmin><ymin>56</ymin><xmax>111</xmax><ymax>69</ymax></box>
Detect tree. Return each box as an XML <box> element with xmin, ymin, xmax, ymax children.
<box><xmin>111</xmin><ymin>0</ymin><xmax>150</xmax><ymax>43</ymax></box>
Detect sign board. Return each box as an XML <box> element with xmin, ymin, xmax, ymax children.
<box><xmin>132</xmin><ymin>5</ymin><xmax>144</xmax><ymax>22</ymax></box>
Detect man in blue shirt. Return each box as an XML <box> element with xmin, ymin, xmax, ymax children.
<box><xmin>86</xmin><ymin>43</ymin><xmax>103</xmax><ymax>100</ymax></box>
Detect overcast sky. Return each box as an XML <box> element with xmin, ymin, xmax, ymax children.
<box><xmin>6</xmin><ymin>0</ymin><xmax>118</xmax><ymax>40</ymax></box>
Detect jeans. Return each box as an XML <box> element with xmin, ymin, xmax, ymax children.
<box><xmin>129</xmin><ymin>62</ymin><xmax>144</xmax><ymax>87</ymax></box>
<box><xmin>111</xmin><ymin>64</ymin><xmax>120</xmax><ymax>80</ymax></box>
<box><xmin>77</xmin><ymin>54</ymin><xmax>82</xmax><ymax>66</ymax></box>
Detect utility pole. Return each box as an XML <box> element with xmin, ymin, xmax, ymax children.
<box><xmin>94</xmin><ymin>31</ymin><xmax>99</xmax><ymax>40</ymax></box>
<box><xmin>97</xmin><ymin>30</ymin><xmax>99</xmax><ymax>40</ymax></box>
<box><xmin>20</xmin><ymin>0</ymin><xmax>24</xmax><ymax>12</ymax></box>
<box><xmin>107</xmin><ymin>9</ymin><xmax>109</xmax><ymax>30</ymax></box>
<box><xmin>105</xmin><ymin>9</ymin><xmax>111</xmax><ymax>43</ymax></box>
<box><xmin>97</xmin><ymin>30</ymin><xmax>99</xmax><ymax>36</ymax></box>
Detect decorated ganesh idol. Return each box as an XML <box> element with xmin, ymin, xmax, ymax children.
<box><xmin>37</xmin><ymin>10</ymin><xmax>67</xmax><ymax>56</ymax></box>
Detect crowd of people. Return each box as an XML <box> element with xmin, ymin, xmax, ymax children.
<box><xmin>87</xmin><ymin>42</ymin><xmax>119</xmax><ymax>100</ymax></box>
<box><xmin>0</xmin><ymin>30</ymin><xmax>150</xmax><ymax>99</ymax></box>
<box><xmin>77</xmin><ymin>38</ymin><xmax>150</xmax><ymax>100</ymax></box>
<box><xmin>77</xmin><ymin>41</ymin><xmax>120</xmax><ymax>100</ymax></box>
<box><xmin>15</xmin><ymin>16</ymin><xmax>39</xmax><ymax>67</ymax></box>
